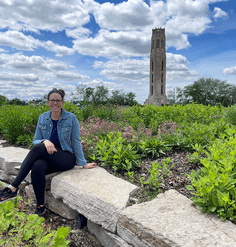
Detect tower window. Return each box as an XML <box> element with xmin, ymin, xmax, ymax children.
<box><xmin>162</xmin><ymin>60</ymin><xmax>164</xmax><ymax>71</ymax></box>
<box><xmin>151</xmin><ymin>85</ymin><xmax>153</xmax><ymax>95</ymax></box>
<box><xmin>152</xmin><ymin>61</ymin><xmax>153</xmax><ymax>72</ymax></box>
<box><xmin>161</xmin><ymin>85</ymin><xmax>163</xmax><ymax>95</ymax></box>
<box><xmin>161</xmin><ymin>39</ymin><xmax>164</xmax><ymax>48</ymax></box>
<box><xmin>156</xmin><ymin>39</ymin><xmax>160</xmax><ymax>48</ymax></box>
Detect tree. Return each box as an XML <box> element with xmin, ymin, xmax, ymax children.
<box><xmin>72</xmin><ymin>85</ymin><xmax>138</xmax><ymax>106</ymax></box>
<box><xmin>0</xmin><ymin>94</ymin><xmax>8</xmax><ymax>105</ymax></box>
<box><xmin>8</xmin><ymin>98</ymin><xmax>24</xmax><ymax>105</ymax></box>
<box><xmin>72</xmin><ymin>85</ymin><xmax>109</xmax><ymax>105</ymax></box>
<box><xmin>173</xmin><ymin>78</ymin><xmax>236</xmax><ymax>106</ymax></box>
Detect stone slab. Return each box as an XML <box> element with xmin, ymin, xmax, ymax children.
<box><xmin>51</xmin><ymin>166</ymin><xmax>139</xmax><ymax>233</ymax></box>
<box><xmin>88</xmin><ymin>220</ymin><xmax>132</xmax><ymax>247</ymax></box>
<box><xmin>117</xmin><ymin>189</ymin><xmax>236</xmax><ymax>247</ymax></box>
<box><xmin>0</xmin><ymin>147</ymin><xmax>29</xmax><ymax>163</ymax></box>
<box><xmin>45</xmin><ymin>191</ymin><xmax>78</xmax><ymax>219</ymax></box>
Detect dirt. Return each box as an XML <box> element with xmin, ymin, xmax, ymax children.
<box><xmin>0</xmin><ymin>135</ymin><xmax>201</xmax><ymax>246</ymax></box>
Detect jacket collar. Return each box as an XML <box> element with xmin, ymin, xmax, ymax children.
<box><xmin>45</xmin><ymin>108</ymin><xmax>67</xmax><ymax>120</ymax></box>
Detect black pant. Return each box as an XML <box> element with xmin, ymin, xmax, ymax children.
<box><xmin>11</xmin><ymin>143</ymin><xmax>76</xmax><ymax>206</ymax></box>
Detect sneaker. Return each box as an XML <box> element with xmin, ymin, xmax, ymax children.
<box><xmin>0</xmin><ymin>187</ymin><xmax>18</xmax><ymax>204</ymax></box>
<box><xmin>34</xmin><ymin>206</ymin><xmax>46</xmax><ymax>216</ymax></box>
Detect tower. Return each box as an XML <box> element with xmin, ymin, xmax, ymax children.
<box><xmin>145</xmin><ymin>28</ymin><xmax>169</xmax><ymax>106</ymax></box>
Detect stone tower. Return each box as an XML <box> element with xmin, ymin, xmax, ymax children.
<box><xmin>145</xmin><ymin>28</ymin><xmax>169</xmax><ymax>106</ymax></box>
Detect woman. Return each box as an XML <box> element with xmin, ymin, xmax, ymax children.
<box><xmin>0</xmin><ymin>88</ymin><xmax>96</xmax><ymax>215</ymax></box>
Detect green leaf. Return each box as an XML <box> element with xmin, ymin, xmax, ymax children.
<box><xmin>185</xmin><ymin>185</ymin><xmax>195</xmax><ymax>191</ymax></box>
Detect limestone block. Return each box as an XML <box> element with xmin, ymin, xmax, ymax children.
<box><xmin>0</xmin><ymin>157</ymin><xmax>4</xmax><ymax>169</ymax></box>
<box><xmin>51</xmin><ymin>166</ymin><xmax>139</xmax><ymax>233</ymax></box>
<box><xmin>0</xmin><ymin>140</ymin><xmax>7</xmax><ymax>148</ymax></box>
<box><xmin>87</xmin><ymin>220</ymin><xmax>132</xmax><ymax>247</ymax></box>
<box><xmin>45</xmin><ymin>191</ymin><xmax>78</xmax><ymax>220</ymax></box>
<box><xmin>45</xmin><ymin>172</ymin><xmax>61</xmax><ymax>191</ymax></box>
<box><xmin>117</xmin><ymin>190</ymin><xmax>236</xmax><ymax>247</ymax></box>
<box><xmin>0</xmin><ymin>170</ymin><xmax>16</xmax><ymax>184</ymax></box>
<box><xmin>24</xmin><ymin>184</ymin><xmax>42</xmax><ymax>202</ymax></box>
<box><xmin>0</xmin><ymin>147</ymin><xmax>29</xmax><ymax>163</ymax></box>
<box><xmin>0</xmin><ymin>180</ymin><xmax>10</xmax><ymax>187</ymax></box>
<box><xmin>18</xmin><ymin>181</ymin><xmax>28</xmax><ymax>191</ymax></box>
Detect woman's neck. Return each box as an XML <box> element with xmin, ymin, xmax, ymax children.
<box><xmin>51</xmin><ymin>111</ymin><xmax>61</xmax><ymax>120</ymax></box>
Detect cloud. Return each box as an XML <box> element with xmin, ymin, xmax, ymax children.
<box><xmin>86</xmin><ymin>0</ymin><xmax>153</xmax><ymax>30</ymax></box>
<box><xmin>55</xmin><ymin>71</ymin><xmax>90</xmax><ymax>81</ymax></box>
<box><xmin>0</xmin><ymin>31</ymin><xmax>75</xmax><ymax>56</ymax></box>
<box><xmin>213</xmin><ymin>7</ymin><xmax>228</xmax><ymax>19</ymax></box>
<box><xmin>0</xmin><ymin>53</ymin><xmax>91</xmax><ymax>100</ymax></box>
<box><xmin>0</xmin><ymin>0</ymin><xmax>90</xmax><ymax>32</ymax></box>
<box><xmin>0</xmin><ymin>71</ymin><xmax>39</xmax><ymax>82</ymax></box>
<box><xmin>223</xmin><ymin>66</ymin><xmax>236</xmax><ymax>75</ymax></box>
<box><xmin>93</xmin><ymin>53</ymin><xmax>198</xmax><ymax>83</ymax></box>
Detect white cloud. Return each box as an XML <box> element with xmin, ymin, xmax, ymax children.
<box><xmin>0</xmin><ymin>71</ymin><xmax>39</xmax><ymax>82</ymax></box>
<box><xmin>223</xmin><ymin>66</ymin><xmax>236</xmax><ymax>75</ymax></box>
<box><xmin>93</xmin><ymin>53</ymin><xmax>198</xmax><ymax>83</ymax></box>
<box><xmin>0</xmin><ymin>0</ymin><xmax>90</xmax><ymax>32</ymax></box>
<box><xmin>73</xmin><ymin>29</ymin><xmax>150</xmax><ymax>57</ymax></box>
<box><xmin>213</xmin><ymin>7</ymin><xmax>228</xmax><ymax>19</ymax></box>
<box><xmin>0</xmin><ymin>31</ymin><xmax>75</xmax><ymax>56</ymax></box>
<box><xmin>55</xmin><ymin>71</ymin><xmax>90</xmax><ymax>81</ymax></box>
<box><xmin>0</xmin><ymin>48</ymin><xmax>7</xmax><ymax>52</ymax></box>
<box><xmin>86</xmin><ymin>0</ymin><xmax>152</xmax><ymax>30</ymax></box>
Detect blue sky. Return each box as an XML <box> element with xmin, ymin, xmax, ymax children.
<box><xmin>0</xmin><ymin>0</ymin><xmax>235</xmax><ymax>104</ymax></box>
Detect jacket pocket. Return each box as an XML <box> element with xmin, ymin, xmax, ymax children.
<box><xmin>62</xmin><ymin>126</ymin><xmax>72</xmax><ymax>142</ymax></box>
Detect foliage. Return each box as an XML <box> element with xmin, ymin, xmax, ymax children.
<box><xmin>0</xmin><ymin>104</ymin><xmax>48</xmax><ymax>143</ymax></box>
<box><xmin>2</xmin><ymin>102</ymin><xmax>236</xmax><ymax>222</ymax></box>
<box><xmin>173</xmin><ymin>78</ymin><xmax>236</xmax><ymax>106</ymax></box>
<box><xmin>0</xmin><ymin>195</ymin><xmax>70</xmax><ymax>246</ymax></box>
<box><xmin>186</xmin><ymin>128</ymin><xmax>236</xmax><ymax>221</ymax></box>
<box><xmin>72</xmin><ymin>85</ymin><xmax>138</xmax><ymax>106</ymax></box>
<box><xmin>223</xmin><ymin>104</ymin><xmax>236</xmax><ymax>126</ymax></box>
<box><xmin>0</xmin><ymin>94</ymin><xmax>8</xmax><ymax>105</ymax></box>
<box><xmin>92</xmin><ymin>131</ymin><xmax>140</xmax><ymax>171</ymax></box>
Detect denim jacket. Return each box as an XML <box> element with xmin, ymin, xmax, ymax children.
<box><xmin>33</xmin><ymin>108</ymin><xmax>87</xmax><ymax>167</ymax></box>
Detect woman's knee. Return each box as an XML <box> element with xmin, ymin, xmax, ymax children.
<box><xmin>31</xmin><ymin>159</ymin><xmax>48</xmax><ymax>176</ymax></box>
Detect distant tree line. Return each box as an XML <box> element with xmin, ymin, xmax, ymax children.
<box><xmin>71</xmin><ymin>85</ymin><xmax>139</xmax><ymax>106</ymax></box>
<box><xmin>0</xmin><ymin>85</ymin><xmax>139</xmax><ymax>107</ymax></box>
<box><xmin>168</xmin><ymin>78</ymin><xmax>236</xmax><ymax>107</ymax></box>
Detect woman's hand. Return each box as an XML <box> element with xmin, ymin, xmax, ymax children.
<box><xmin>83</xmin><ymin>163</ymin><xmax>97</xmax><ymax>169</ymax></box>
<box><xmin>43</xmin><ymin>140</ymin><xmax>57</xmax><ymax>155</ymax></box>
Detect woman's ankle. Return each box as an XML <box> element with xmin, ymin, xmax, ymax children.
<box><xmin>8</xmin><ymin>185</ymin><xmax>17</xmax><ymax>192</ymax></box>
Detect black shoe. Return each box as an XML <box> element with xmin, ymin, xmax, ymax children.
<box><xmin>34</xmin><ymin>206</ymin><xmax>46</xmax><ymax>216</ymax></box>
<box><xmin>0</xmin><ymin>187</ymin><xmax>18</xmax><ymax>204</ymax></box>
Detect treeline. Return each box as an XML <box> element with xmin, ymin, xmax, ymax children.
<box><xmin>71</xmin><ymin>85</ymin><xmax>139</xmax><ymax>106</ymax></box>
<box><xmin>168</xmin><ymin>78</ymin><xmax>236</xmax><ymax>107</ymax></box>
<box><xmin>0</xmin><ymin>85</ymin><xmax>139</xmax><ymax>106</ymax></box>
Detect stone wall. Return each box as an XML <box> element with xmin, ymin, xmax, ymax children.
<box><xmin>1</xmin><ymin>143</ymin><xmax>236</xmax><ymax>247</ymax></box>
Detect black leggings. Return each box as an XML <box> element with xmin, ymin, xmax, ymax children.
<box><xmin>11</xmin><ymin>143</ymin><xmax>76</xmax><ymax>206</ymax></box>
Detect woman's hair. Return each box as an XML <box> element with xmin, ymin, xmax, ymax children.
<box><xmin>47</xmin><ymin>88</ymin><xmax>66</xmax><ymax>100</ymax></box>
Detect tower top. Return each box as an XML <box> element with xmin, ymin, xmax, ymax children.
<box><xmin>152</xmin><ymin>28</ymin><xmax>165</xmax><ymax>36</ymax></box>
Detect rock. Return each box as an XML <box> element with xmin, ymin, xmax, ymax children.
<box><xmin>0</xmin><ymin>170</ymin><xmax>16</xmax><ymax>184</ymax></box>
<box><xmin>87</xmin><ymin>220</ymin><xmax>132</xmax><ymax>247</ymax></box>
<box><xmin>45</xmin><ymin>191</ymin><xmax>78</xmax><ymax>220</ymax></box>
<box><xmin>51</xmin><ymin>166</ymin><xmax>139</xmax><ymax>233</ymax></box>
<box><xmin>117</xmin><ymin>190</ymin><xmax>236</xmax><ymax>247</ymax></box>
<box><xmin>0</xmin><ymin>146</ymin><xmax>29</xmax><ymax>163</ymax></box>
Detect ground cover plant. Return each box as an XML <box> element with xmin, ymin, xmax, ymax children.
<box><xmin>1</xmin><ymin>102</ymin><xmax>236</xmax><ymax>226</ymax></box>
<box><xmin>0</xmin><ymin>182</ymin><xmax>71</xmax><ymax>247</ymax></box>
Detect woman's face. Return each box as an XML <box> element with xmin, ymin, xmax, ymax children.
<box><xmin>47</xmin><ymin>93</ymin><xmax>64</xmax><ymax>113</ymax></box>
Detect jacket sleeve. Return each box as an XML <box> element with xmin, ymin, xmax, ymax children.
<box><xmin>71</xmin><ymin>115</ymin><xmax>87</xmax><ymax>166</ymax></box>
<box><xmin>33</xmin><ymin>115</ymin><xmax>46</xmax><ymax>145</ymax></box>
